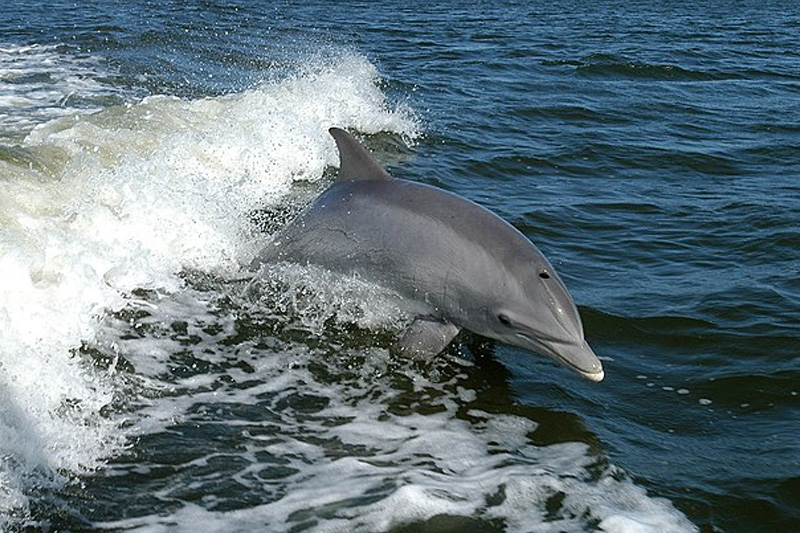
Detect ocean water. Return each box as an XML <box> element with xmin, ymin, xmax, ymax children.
<box><xmin>1</xmin><ymin>1</ymin><xmax>798</xmax><ymax>531</ymax></box>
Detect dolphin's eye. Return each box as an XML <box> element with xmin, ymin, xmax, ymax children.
<box><xmin>498</xmin><ymin>313</ymin><xmax>513</xmax><ymax>327</ymax></box>
<box><xmin>539</xmin><ymin>271</ymin><xmax>551</xmax><ymax>280</ymax></box>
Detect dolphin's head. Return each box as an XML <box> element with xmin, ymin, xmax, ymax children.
<box><xmin>474</xmin><ymin>256</ymin><xmax>605</xmax><ymax>382</ymax></box>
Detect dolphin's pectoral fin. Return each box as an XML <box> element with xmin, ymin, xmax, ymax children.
<box><xmin>395</xmin><ymin>318</ymin><xmax>460</xmax><ymax>359</ymax></box>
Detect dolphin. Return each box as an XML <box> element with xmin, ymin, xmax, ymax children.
<box><xmin>251</xmin><ymin>128</ymin><xmax>604</xmax><ymax>382</ymax></box>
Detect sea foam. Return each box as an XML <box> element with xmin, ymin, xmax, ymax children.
<box><xmin>0</xmin><ymin>45</ymin><xmax>416</xmax><ymax>523</ymax></box>
<box><xmin>87</xmin><ymin>286</ymin><xmax>697</xmax><ymax>533</ymax></box>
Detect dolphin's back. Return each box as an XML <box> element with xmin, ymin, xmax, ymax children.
<box><xmin>261</xmin><ymin>178</ymin><xmax>544</xmax><ymax>317</ymax></box>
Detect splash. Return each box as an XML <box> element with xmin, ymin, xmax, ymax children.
<box><xmin>82</xmin><ymin>287</ymin><xmax>697</xmax><ymax>533</ymax></box>
<box><xmin>0</xmin><ymin>46</ymin><xmax>418</xmax><ymax>522</ymax></box>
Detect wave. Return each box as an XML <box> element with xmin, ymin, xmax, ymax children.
<box><xmin>0</xmin><ymin>46</ymin><xmax>417</xmax><ymax>524</ymax></box>
<box><xmin>542</xmin><ymin>53</ymin><xmax>800</xmax><ymax>82</ymax></box>
<box><xmin>0</xmin><ymin>41</ymin><xmax>698</xmax><ymax>533</ymax></box>
<box><xmin>0</xmin><ymin>43</ymin><xmax>132</xmax><ymax>141</ymax></box>
<box><xmin>72</xmin><ymin>285</ymin><xmax>697</xmax><ymax>533</ymax></box>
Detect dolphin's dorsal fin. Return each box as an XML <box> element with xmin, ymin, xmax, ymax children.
<box><xmin>329</xmin><ymin>127</ymin><xmax>392</xmax><ymax>182</ymax></box>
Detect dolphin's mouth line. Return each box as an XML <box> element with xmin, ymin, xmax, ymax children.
<box><xmin>515</xmin><ymin>332</ymin><xmax>604</xmax><ymax>381</ymax></box>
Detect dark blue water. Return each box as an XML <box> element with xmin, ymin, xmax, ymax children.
<box><xmin>1</xmin><ymin>1</ymin><xmax>799</xmax><ymax>532</ymax></box>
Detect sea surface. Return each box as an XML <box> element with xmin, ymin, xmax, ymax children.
<box><xmin>1</xmin><ymin>1</ymin><xmax>798</xmax><ymax>532</ymax></box>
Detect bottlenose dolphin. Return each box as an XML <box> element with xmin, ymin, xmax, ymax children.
<box><xmin>252</xmin><ymin>128</ymin><xmax>604</xmax><ymax>382</ymax></box>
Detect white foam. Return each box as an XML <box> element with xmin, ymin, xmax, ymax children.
<box><xmin>243</xmin><ymin>262</ymin><xmax>414</xmax><ymax>336</ymax></box>
<box><xmin>0</xmin><ymin>44</ymin><xmax>129</xmax><ymax>139</ymax></box>
<box><xmin>0</xmin><ymin>46</ymin><xmax>418</xmax><ymax>523</ymax></box>
<box><xmin>76</xmin><ymin>288</ymin><xmax>696</xmax><ymax>533</ymax></box>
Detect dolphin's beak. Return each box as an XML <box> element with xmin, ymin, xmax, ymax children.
<box><xmin>550</xmin><ymin>340</ymin><xmax>605</xmax><ymax>382</ymax></box>
<box><xmin>518</xmin><ymin>334</ymin><xmax>605</xmax><ymax>382</ymax></box>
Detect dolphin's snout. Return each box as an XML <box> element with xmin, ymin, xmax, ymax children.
<box><xmin>552</xmin><ymin>340</ymin><xmax>604</xmax><ymax>382</ymax></box>
<box><xmin>515</xmin><ymin>333</ymin><xmax>605</xmax><ymax>382</ymax></box>
<box><xmin>519</xmin><ymin>332</ymin><xmax>604</xmax><ymax>382</ymax></box>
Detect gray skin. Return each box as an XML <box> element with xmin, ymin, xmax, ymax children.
<box><xmin>252</xmin><ymin>128</ymin><xmax>604</xmax><ymax>382</ymax></box>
